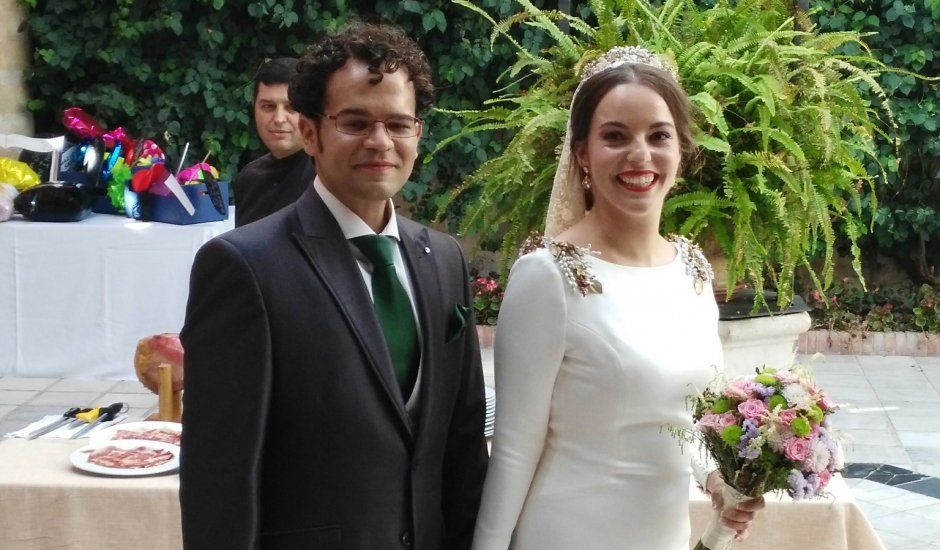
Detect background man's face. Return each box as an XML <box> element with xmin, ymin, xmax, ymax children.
<box><xmin>254</xmin><ymin>82</ymin><xmax>303</xmax><ymax>158</ymax></box>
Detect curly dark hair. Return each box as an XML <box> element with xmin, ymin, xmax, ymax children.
<box><xmin>289</xmin><ymin>23</ymin><xmax>435</xmax><ymax>120</ymax></box>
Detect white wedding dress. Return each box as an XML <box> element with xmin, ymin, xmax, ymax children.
<box><xmin>472</xmin><ymin>241</ymin><xmax>723</xmax><ymax>550</ymax></box>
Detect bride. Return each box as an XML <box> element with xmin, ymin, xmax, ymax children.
<box><xmin>471</xmin><ymin>46</ymin><xmax>763</xmax><ymax>549</ymax></box>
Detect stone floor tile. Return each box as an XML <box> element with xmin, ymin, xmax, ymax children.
<box><xmin>888</xmin><ymin>414</ymin><xmax>940</xmax><ymax>432</ymax></box>
<box><xmin>0</xmin><ymin>405</ymin><xmax>16</xmax><ymax>420</ymax></box>
<box><xmin>875</xmin><ymin>491</ymin><xmax>940</xmax><ymax>512</ymax></box>
<box><xmin>898</xmin><ymin>432</ymin><xmax>940</xmax><ymax>449</ymax></box>
<box><xmin>870</xmin><ymin>510</ymin><xmax>940</xmax><ymax>540</ymax></box>
<box><xmin>855</xmin><ymin>498</ymin><xmax>906</xmax><ymax>521</ymax></box>
<box><xmin>0</xmin><ymin>390</ymin><xmax>39</xmax><ymax>405</ymax></box>
<box><xmin>96</xmin><ymin>392</ymin><xmax>157</xmax><ymax>409</ymax></box>
<box><xmin>908</xmin><ymin>502</ymin><xmax>940</xmax><ymax>522</ymax></box>
<box><xmin>834</xmin><ymin>411</ymin><xmax>893</xmax><ymax>430</ymax></box>
<box><xmin>875</xmin><ymin>530</ymin><xmax>926</xmax><ymax>550</ymax></box>
<box><xmin>3</xmin><ymin>404</ymin><xmax>68</xmax><ymax>421</ymax></box>
<box><xmin>901</xmin><ymin>478</ymin><xmax>940</xmax><ymax>499</ymax></box>
<box><xmin>844</xmin><ymin>444</ymin><xmax>913</xmax><ymax>466</ymax></box>
<box><xmin>826</xmin><ymin>384</ymin><xmax>881</xmax><ymax>401</ymax></box>
<box><xmin>859</xmin><ymin>356</ymin><xmax>919</xmax><ymax>369</ymax></box>
<box><xmin>46</xmin><ymin>379</ymin><xmax>119</xmax><ymax>393</ymax></box>
<box><xmin>915</xmin><ymin>464</ymin><xmax>940</xmax><ymax>479</ymax></box>
<box><xmin>843</xmin><ymin>429</ymin><xmax>904</xmax><ymax>448</ymax></box>
<box><xmin>875</xmin><ymin>387</ymin><xmax>940</xmax><ymax>403</ymax></box>
<box><xmin>0</xmin><ymin>378</ymin><xmax>59</xmax><ymax>391</ymax></box>
<box><xmin>28</xmin><ymin>391</ymin><xmax>103</xmax><ymax>407</ymax></box>
<box><xmin>110</xmin><ymin>380</ymin><xmax>152</xmax><ymax>394</ymax></box>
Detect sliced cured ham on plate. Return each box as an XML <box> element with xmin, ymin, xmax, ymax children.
<box><xmin>70</xmin><ymin>440</ymin><xmax>180</xmax><ymax>477</ymax></box>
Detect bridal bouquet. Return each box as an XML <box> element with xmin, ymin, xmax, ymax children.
<box><xmin>691</xmin><ymin>366</ymin><xmax>844</xmax><ymax>550</ymax></box>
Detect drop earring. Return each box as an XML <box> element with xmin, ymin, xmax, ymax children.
<box><xmin>581</xmin><ymin>169</ymin><xmax>591</xmax><ymax>190</ymax></box>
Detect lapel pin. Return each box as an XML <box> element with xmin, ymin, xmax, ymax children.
<box><xmin>424</xmin><ymin>246</ymin><xmax>431</xmax><ymax>254</ymax></box>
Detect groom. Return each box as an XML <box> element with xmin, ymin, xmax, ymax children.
<box><xmin>180</xmin><ymin>23</ymin><xmax>488</xmax><ymax>550</ymax></box>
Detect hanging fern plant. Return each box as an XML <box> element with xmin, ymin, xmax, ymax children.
<box><xmin>430</xmin><ymin>0</ymin><xmax>896</xmax><ymax>309</ymax></box>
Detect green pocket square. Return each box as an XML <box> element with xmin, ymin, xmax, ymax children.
<box><xmin>446</xmin><ymin>304</ymin><xmax>471</xmax><ymax>343</ymax></box>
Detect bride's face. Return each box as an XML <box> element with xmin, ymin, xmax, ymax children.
<box><xmin>574</xmin><ymin>83</ymin><xmax>680</xmax><ymax>223</ymax></box>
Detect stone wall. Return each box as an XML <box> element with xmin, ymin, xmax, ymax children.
<box><xmin>0</xmin><ymin>0</ymin><xmax>33</xmax><ymax>156</ymax></box>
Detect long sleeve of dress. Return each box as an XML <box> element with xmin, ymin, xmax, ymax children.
<box><xmin>471</xmin><ymin>251</ymin><xmax>567</xmax><ymax>550</ymax></box>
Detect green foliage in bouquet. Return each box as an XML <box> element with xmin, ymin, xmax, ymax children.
<box><xmin>432</xmin><ymin>0</ymin><xmax>896</xmax><ymax>308</ymax></box>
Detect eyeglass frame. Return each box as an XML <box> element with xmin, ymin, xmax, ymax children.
<box><xmin>318</xmin><ymin>112</ymin><xmax>424</xmax><ymax>139</ymax></box>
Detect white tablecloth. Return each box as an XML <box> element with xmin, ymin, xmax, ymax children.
<box><xmin>0</xmin><ymin>209</ymin><xmax>234</xmax><ymax>379</ymax></box>
<box><xmin>0</xmin><ymin>439</ymin><xmax>883</xmax><ymax>550</ymax></box>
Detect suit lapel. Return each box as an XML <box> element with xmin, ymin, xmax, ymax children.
<box><xmin>289</xmin><ymin>189</ymin><xmax>413</xmax><ymax>438</ymax></box>
<box><xmin>398</xmin><ymin>220</ymin><xmax>444</xmax><ymax>439</ymax></box>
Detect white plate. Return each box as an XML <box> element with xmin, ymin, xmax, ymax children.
<box><xmin>70</xmin><ymin>439</ymin><xmax>180</xmax><ymax>477</ymax></box>
<box><xmin>90</xmin><ymin>420</ymin><xmax>182</xmax><ymax>447</ymax></box>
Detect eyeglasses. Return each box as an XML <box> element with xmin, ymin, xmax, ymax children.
<box><xmin>321</xmin><ymin>113</ymin><xmax>423</xmax><ymax>139</ymax></box>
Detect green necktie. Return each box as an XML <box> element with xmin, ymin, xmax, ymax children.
<box><xmin>352</xmin><ymin>235</ymin><xmax>419</xmax><ymax>399</ymax></box>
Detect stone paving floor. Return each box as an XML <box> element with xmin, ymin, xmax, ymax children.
<box><xmin>2</xmin><ymin>352</ymin><xmax>939</xmax><ymax>549</ymax></box>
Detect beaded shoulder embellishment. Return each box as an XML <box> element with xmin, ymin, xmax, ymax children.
<box><xmin>667</xmin><ymin>234</ymin><xmax>714</xmax><ymax>295</ymax></box>
<box><xmin>520</xmin><ymin>233</ymin><xmax>603</xmax><ymax>297</ymax></box>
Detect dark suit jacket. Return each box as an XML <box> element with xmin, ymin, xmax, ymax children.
<box><xmin>233</xmin><ymin>150</ymin><xmax>314</xmax><ymax>227</ymax></box>
<box><xmin>180</xmin><ymin>187</ymin><xmax>488</xmax><ymax>550</ymax></box>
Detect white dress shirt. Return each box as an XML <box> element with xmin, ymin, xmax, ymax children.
<box><xmin>314</xmin><ymin>178</ymin><xmax>423</xmax><ymax>408</ymax></box>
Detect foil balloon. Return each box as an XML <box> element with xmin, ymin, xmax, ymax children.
<box><xmin>62</xmin><ymin>107</ymin><xmax>104</xmax><ymax>140</ymax></box>
<box><xmin>13</xmin><ymin>182</ymin><xmax>92</xmax><ymax>222</ymax></box>
<box><xmin>0</xmin><ymin>158</ymin><xmax>41</xmax><ymax>192</ymax></box>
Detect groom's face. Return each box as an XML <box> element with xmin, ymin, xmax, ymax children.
<box><xmin>299</xmin><ymin>59</ymin><xmax>420</xmax><ymax>223</ymax></box>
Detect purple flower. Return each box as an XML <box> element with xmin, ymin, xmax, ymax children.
<box><xmin>787</xmin><ymin>470</ymin><xmax>813</xmax><ymax>501</ymax></box>
<box><xmin>752</xmin><ymin>383</ymin><xmax>776</xmax><ymax>398</ymax></box>
<box><xmin>736</xmin><ymin>419</ymin><xmax>762</xmax><ymax>459</ymax></box>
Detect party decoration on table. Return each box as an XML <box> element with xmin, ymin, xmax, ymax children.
<box><xmin>129</xmin><ymin>139</ymin><xmax>167</xmax><ymax>193</ymax></box>
<box><xmin>687</xmin><ymin>365</ymin><xmax>844</xmax><ymax>550</ymax></box>
<box><xmin>13</xmin><ymin>182</ymin><xmax>93</xmax><ymax>222</ymax></box>
<box><xmin>62</xmin><ymin>107</ymin><xmax>105</xmax><ymax>140</ymax></box>
<box><xmin>3</xmin><ymin>133</ymin><xmax>65</xmax><ymax>183</ymax></box>
<box><xmin>0</xmin><ymin>157</ymin><xmax>41</xmax><ymax>192</ymax></box>
<box><xmin>179</xmin><ymin>160</ymin><xmax>226</xmax><ymax>215</ymax></box>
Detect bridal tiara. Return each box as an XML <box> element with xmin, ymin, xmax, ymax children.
<box><xmin>580</xmin><ymin>45</ymin><xmax>679</xmax><ymax>83</ymax></box>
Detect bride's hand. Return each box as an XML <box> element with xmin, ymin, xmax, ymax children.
<box><xmin>705</xmin><ymin>471</ymin><xmax>765</xmax><ymax>541</ymax></box>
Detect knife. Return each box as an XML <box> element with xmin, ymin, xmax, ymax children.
<box><xmin>26</xmin><ymin>407</ymin><xmax>91</xmax><ymax>439</ymax></box>
<box><xmin>69</xmin><ymin>403</ymin><xmax>128</xmax><ymax>440</ymax></box>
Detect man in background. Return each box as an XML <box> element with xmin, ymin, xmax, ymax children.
<box><xmin>233</xmin><ymin>57</ymin><xmax>315</xmax><ymax>227</ymax></box>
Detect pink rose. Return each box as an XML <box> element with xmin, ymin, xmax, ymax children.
<box><xmin>785</xmin><ymin>437</ymin><xmax>811</xmax><ymax>461</ymax></box>
<box><xmin>716</xmin><ymin>412</ymin><xmax>738</xmax><ymax>429</ymax></box>
<box><xmin>738</xmin><ymin>399</ymin><xmax>768</xmax><ymax>420</ymax></box>
<box><xmin>818</xmin><ymin>469</ymin><xmax>831</xmax><ymax>488</ymax></box>
<box><xmin>778</xmin><ymin>409</ymin><xmax>798</xmax><ymax>425</ymax></box>
<box><xmin>818</xmin><ymin>394</ymin><xmax>836</xmax><ymax>411</ymax></box>
<box><xmin>723</xmin><ymin>381</ymin><xmax>751</xmax><ymax>401</ymax></box>
<box><xmin>698</xmin><ymin>414</ymin><xmax>721</xmax><ymax>431</ymax></box>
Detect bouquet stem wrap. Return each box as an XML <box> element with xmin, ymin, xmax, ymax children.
<box><xmin>694</xmin><ymin>484</ymin><xmax>748</xmax><ymax>550</ymax></box>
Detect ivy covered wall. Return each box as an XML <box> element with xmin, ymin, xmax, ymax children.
<box><xmin>15</xmin><ymin>0</ymin><xmax>940</xmax><ymax>284</ymax></box>
<box><xmin>814</xmin><ymin>0</ymin><xmax>940</xmax><ymax>285</ymax></box>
